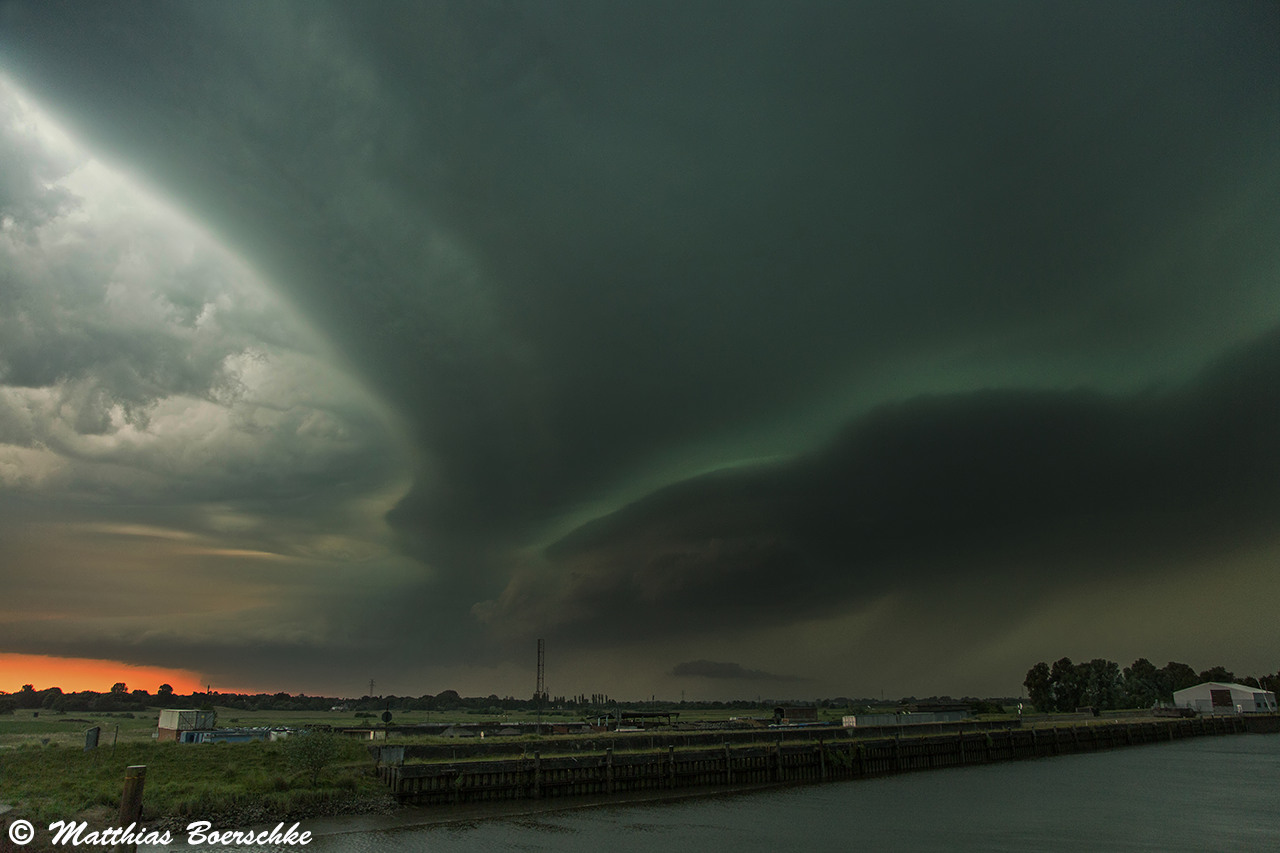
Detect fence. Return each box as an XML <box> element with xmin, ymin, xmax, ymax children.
<box><xmin>371</xmin><ymin>718</ymin><xmax>1023</xmax><ymax>763</ymax></box>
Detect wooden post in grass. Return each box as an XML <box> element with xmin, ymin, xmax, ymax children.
<box><xmin>117</xmin><ymin>765</ymin><xmax>146</xmax><ymax>852</ymax></box>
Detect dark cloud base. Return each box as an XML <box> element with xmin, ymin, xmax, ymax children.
<box><xmin>671</xmin><ymin>660</ymin><xmax>808</xmax><ymax>683</ymax></box>
<box><xmin>490</xmin><ymin>327</ymin><xmax>1280</xmax><ymax>644</ymax></box>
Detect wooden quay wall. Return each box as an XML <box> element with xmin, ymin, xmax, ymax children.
<box><xmin>380</xmin><ymin>715</ymin><xmax>1248</xmax><ymax>806</ymax></box>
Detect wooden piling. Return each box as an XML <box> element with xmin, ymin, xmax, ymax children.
<box><xmin>116</xmin><ymin>765</ymin><xmax>146</xmax><ymax>853</ymax></box>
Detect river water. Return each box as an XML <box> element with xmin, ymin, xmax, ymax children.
<box><xmin>146</xmin><ymin>734</ymin><xmax>1279</xmax><ymax>852</ymax></box>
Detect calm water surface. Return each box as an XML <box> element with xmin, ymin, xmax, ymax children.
<box><xmin>148</xmin><ymin>734</ymin><xmax>1280</xmax><ymax>852</ymax></box>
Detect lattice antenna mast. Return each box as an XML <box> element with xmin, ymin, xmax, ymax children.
<box><xmin>536</xmin><ymin>638</ymin><xmax>546</xmax><ymax>735</ymax></box>
<box><xmin>536</xmin><ymin>639</ymin><xmax>546</xmax><ymax>699</ymax></box>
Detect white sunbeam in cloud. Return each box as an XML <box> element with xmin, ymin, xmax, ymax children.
<box><xmin>0</xmin><ymin>70</ymin><xmax>429</xmax><ymax>684</ymax></box>
<box><xmin>0</xmin><ymin>69</ymin><xmax>413</xmax><ymax>570</ymax></box>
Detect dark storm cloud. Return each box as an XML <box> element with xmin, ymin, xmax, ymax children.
<box><xmin>481</xmin><ymin>327</ymin><xmax>1280</xmax><ymax>641</ymax></box>
<box><xmin>3</xmin><ymin>1</ymin><xmax>1276</xmax><ymax>549</ymax></box>
<box><xmin>670</xmin><ymin>660</ymin><xmax>805</xmax><ymax>683</ymax></box>
<box><xmin>0</xmin><ymin>0</ymin><xmax>1278</xmax><ymax>694</ymax></box>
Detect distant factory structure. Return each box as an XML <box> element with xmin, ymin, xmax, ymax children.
<box><xmin>1173</xmin><ymin>682</ymin><xmax>1277</xmax><ymax>715</ymax></box>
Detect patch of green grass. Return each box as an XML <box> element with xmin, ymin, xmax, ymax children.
<box><xmin>0</xmin><ymin>709</ymin><xmax>160</xmax><ymax>750</ymax></box>
<box><xmin>0</xmin><ymin>736</ymin><xmax>381</xmax><ymax>828</ymax></box>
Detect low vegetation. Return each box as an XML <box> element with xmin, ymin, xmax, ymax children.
<box><xmin>284</xmin><ymin>728</ymin><xmax>342</xmax><ymax>785</ymax></box>
<box><xmin>0</xmin><ymin>728</ymin><xmax>387</xmax><ymax>832</ymax></box>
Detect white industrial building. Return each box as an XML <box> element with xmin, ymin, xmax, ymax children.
<box><xmin>1172</xmin><ymin>682</ymin><xmax>1276</xmax><ymax>715</ymax></box>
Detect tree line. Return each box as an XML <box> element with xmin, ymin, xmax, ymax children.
<box><xmin>0</xmin><ymin>684</ymin><xmax>827</xmax><ymax>715</ymax></box>
<box><xmin>0</xmin><ymin>682</ymin><xmax>177</xmax><ymax>714</ymax></box>
<box><xmin>1</xmin><ymin>683</ymin><xmax>1017</xmax><ymax>716</ymax></box>
<box><xmin>1023</xmin><ymin>658</ymin><xmax>1280</xmax><ymax>713</ymax></box>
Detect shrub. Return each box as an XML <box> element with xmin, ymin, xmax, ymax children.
<box><xmin>284</xmin><ymin>729</ymin><xmax>340</xmax><ymax>785</ymax></box>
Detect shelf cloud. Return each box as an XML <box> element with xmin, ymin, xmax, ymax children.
<box><xmin>0</xmin><ymin>1</ymin><xmax>1277</xmax><ymax>699</ymax></box>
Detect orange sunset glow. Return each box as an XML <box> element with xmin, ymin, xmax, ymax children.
<box><xmin>0</xmin><ymin>654</ymin><xmax>206</xmax><ymax>695</ymax></box>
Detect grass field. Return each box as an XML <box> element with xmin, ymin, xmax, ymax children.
<box><xmin>0</xmin><ymin>704</ymin><xmax>739</xmax><ymax>827</ymax></box>
<box><xmin>0</xmin><ymin>705</ymin><xmax>589</xmax><ymax>749</ymax></box>
<box><xmin>0</xmin><ymin>736</ymin><xmax>383</xmax><ymax>823</ymax></box>
<box><xmin>0</xmin><ymin>710</ymin><xmax>157</xmax><ymax>750</ymax></box>
<box><xmin>0</xmin><ymin>708</ymin><xmax>393</xmax><ymax>837</ymax></box>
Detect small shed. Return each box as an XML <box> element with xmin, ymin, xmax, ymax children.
<box><xmin>157</xmin><ymin>709</ymin><xmax>217</xmax><ymax>741</ymax></box>
<box><xmin>1173</xmin><ymin>682</ymin><xmax>1276</xmax><ymax>715</ymax></box>
<box><xmin>773</xmin><ymin>706</ymin><xmax>819</xmax><ymax>724</ymax></box>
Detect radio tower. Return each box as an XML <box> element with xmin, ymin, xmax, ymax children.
<box><xmin>536</xmin><ymin>639</ymin><xmax>546</xmax><ymax>698</ymax></box>
<box><xmin>536</xmin><ymin>638</ymin><xmax>546</xmax><ymax>734</ymax></box>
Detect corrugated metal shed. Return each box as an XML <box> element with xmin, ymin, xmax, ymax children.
<box><xmin>156</xmin><ymin>708</ymin><xmax>217</xmax><ymax>741</ymax></box>
<box><xmin>1173</xmin><ymin>682</ymin><xmax>1277</xmax><ymax>715</ymax></box>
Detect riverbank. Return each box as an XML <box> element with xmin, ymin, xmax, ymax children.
<box><xmin>380</xmin><ymin>715</ymin><xmax>1249</xmax><ymax>806</ymax></box>
<box><xmin>257</xmin><ymin>734</ymin><xmax>1280</xmax><ymax>853</ymax></box>
<box><xmin>156</xmin><ymin>717</ymin><xmax>1272</xmax><ymax>849</ymax></box>
<box><xmin>1</xmin><ymin>715</ymin><xmax>1267</xmax><ymax>852</ymax></box>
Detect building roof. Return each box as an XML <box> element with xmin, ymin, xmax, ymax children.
<box><xmin>1173</xmin><ymin>682</ymin><xmax>1274</xmax><ymax>695</ymax></box>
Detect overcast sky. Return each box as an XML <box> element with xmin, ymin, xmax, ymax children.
<box><xmin>0</xmin><ymin>1</ymin><xmax>1277</xmax><ymax>700</ymax></box>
